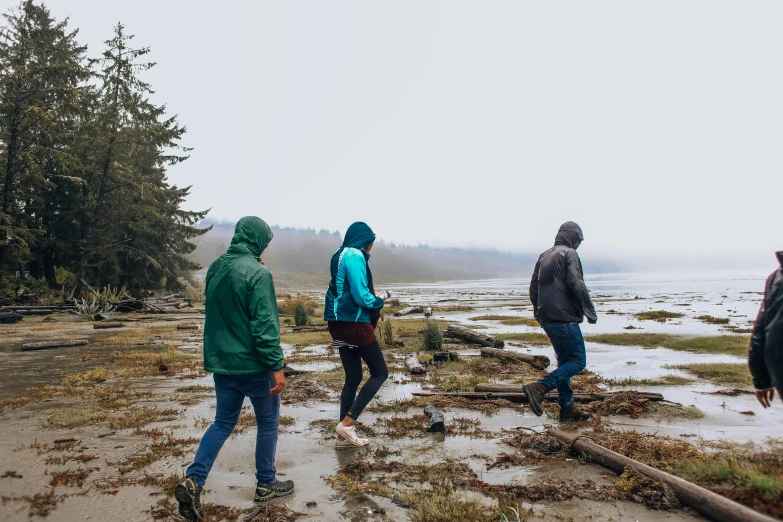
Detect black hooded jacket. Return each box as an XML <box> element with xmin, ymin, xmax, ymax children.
<box><xmin>749</xmin><ymin>252</ymin><xmax>783</xmax><ymax>396</ymax></box>
<box><xmin>530</xmin><ymin>222</ymin><xmax>597</xmax><ymax>324</ymax></box>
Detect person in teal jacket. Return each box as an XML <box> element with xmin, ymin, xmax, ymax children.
<box><xmin>325</xmin><ymin>222</ymin><xmax>389</xmax><ymax>448</ymax></box>
<box><xmin>175</xmin><ymin>217</ymin><xmax>293</xmax><ymax>522</ymax></box>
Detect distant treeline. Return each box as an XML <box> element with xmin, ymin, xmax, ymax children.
<box><xmin>191</xmin><ymin>222</ymin><xmax>622</xmax><ymax>288</ymax></box>
<box><xmin>0</xmin><ymin>2</ymin><xmax>207</xmax><ymax>297</ymax></box>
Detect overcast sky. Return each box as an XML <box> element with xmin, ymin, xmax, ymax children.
<box><xmin>41</xmin><ymin>1</ymin><xmax>782</xmax><ymax>262</ymax></box>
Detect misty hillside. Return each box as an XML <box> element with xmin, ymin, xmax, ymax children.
<box><xmin>190</xmin><ymin>222</ymin><xmax>621</xmax><ymax>289</ymax></box>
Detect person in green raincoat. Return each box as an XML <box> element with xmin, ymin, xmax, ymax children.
<box><xmin>175</xmin><ymin>217</ymin><xmax>293</xmax><ymax>522</ymax></box>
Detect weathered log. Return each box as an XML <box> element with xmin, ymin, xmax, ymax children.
<box><xmin>548</xmin><ymin>428</ymin><xmax>775</xmax><ymax>522</ymax></box>
<box><xmin>473</xmin><ymin>383</ymin><xmax>664</xmax><ymax>402</ymax></box>
<box><xmin>291</xmin><ymin>325</ymin><xmax>328</xmax><ymax>332</ymax></box>
<box><xmin>18</xmin><ymin>309</ymin><xmax>56</xmax><ymax>316</ymax></box>
<box><xmin>21</xmin><ymin>339</ymin><xmax>89</xmax><ymax>351</ymax></box>
<box><xmin>433</xmin><ymin>351</ymin><xmax>459</xmax><ymax>362</ymax></box>
<box><xmin>424</xmin><ymin>402</ymin><xmax>445</xmax><ymax>433</ymax></box>
<box><xmin>445</xmin><ymin>324</ymin><xmax>504</xmax><ymax>348</ymax></box>
<box><xmin>394</xmin><ymin>306</ymin><xmax>424</xmax><ymax>317</ymax></box>
<box><xmin>93</xmin><ymin>322</ymin><xmax>124</xmax><ymax>329</ymax></box>
<box><xmin>0</xmin><ymin>312</ymin><xmax>23</xmax><ymax>324</ymax></box>
<box><xmin>412</xmin><ymin>390</ymin><xmax>664</xmax><ymax>404</ymax></box>
<box><xmin>406</xmin><ymin>353</ymin><xmax>427</xmax><ymax>374</ymax></box>
<box><xmin>479</xmin><ymin>347</ymin><xmax>549</xmax><ymax>370</ymax></box>
<box><xmin>177</xmin><ymin>324</ymin><xmax>199</xmax><ymax>330</ymax></box>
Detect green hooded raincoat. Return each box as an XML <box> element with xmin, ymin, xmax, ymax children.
<box><xmin>203</xmin><ymin>217</ymin><xmax>283</xmax><ymax>375</ymax></box>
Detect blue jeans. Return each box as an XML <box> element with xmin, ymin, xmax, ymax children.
<box><xmin>186</xmin><ymin>372</ymin><xmax>279</xmax><ymax>487</ymax></box>
<box><xmin>538</xmin><ymin>322</ymin><xmax>587</xmax><ymax>407</ymax></box>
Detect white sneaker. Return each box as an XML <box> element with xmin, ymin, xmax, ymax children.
<box><xmin>335</xmin><ymin>437</ymin><xmax>367</xmax><ymax>449</ymax></box>
<box><xmin>335</xmin><ymin>423</ymin><xmax>369</xmax><ymax>447</ymax></box>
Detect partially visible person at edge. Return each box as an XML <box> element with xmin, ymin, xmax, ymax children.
<box><xmin>174</xmin><ymin>217</ymin><xmax>293</xmax><ymax>522</ymax></box>
<box><xmin>522</xmin><ymin>221</ymin><xmax>598</xmax><ymax>422</ymax></box>
<box><xmin>749</xmin><ymin>250</ymin><xmax>783</xmax><ymax>409</ymax></box>
<box><xmin>325</xmin><ymin>222</ymin><xmax>389</xmax><ymax>448</ymax></box>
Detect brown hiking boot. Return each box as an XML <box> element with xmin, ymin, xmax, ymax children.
<box><xmin>522</xmin><ymin>382</ymin><xmax>551</xmax><ymax>416</ymax></box>
<box><xmin>559</xmin><ymin>402</ymin><xmax>591</xmax><ymax>422</ymax></box>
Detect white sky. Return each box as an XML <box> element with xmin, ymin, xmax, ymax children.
<box><xmin>42</xmin><ymin>1</ymin><xmax>783</xmax><ymax>261</ymax></box>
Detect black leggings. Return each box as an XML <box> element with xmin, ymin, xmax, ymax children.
<box><xmin>339</xmin><ymin>341</ymin><xmax>389</xmax><ymax>421</ymax></box>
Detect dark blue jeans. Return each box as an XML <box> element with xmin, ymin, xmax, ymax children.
<box><xmin>538</xmin><ymin>322</ymin><xmax>587</xmax><ymax>407</ymax></box>
<box><xmin>186</xmin><ymin>372</ymin><xmax>279</xmax><ymax>487</ymax></box>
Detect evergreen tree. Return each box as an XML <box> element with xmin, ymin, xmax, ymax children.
<box><xmin>0</xmin><ymin>0</ymin><xmax>89</xmax><ymax>287</ymax></box>
<box><xmin>75</xmin><ymin>23</ymin><xmax>208</xmax><ymax>293</ymax></box>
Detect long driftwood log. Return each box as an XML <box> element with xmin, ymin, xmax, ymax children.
<box><xmin>412</xmin><ymin>390</ymin><xmax>664</xmax><ymax>404</ymax></box>
<box><xmin>0</xmin><ymin>312</ymin><xmax>23</xmax><ymax>324</ymax></box>
<box><xmin>424</xmin><ymin>402</ymin><xmax>445</xmax><ymax>433</ymax></box>
<box><xmin>548</xmin><ymin>429</ymin><xmax>775</xmax><ymax>522</ymax></box>
<box><xmin>93</xmin><ymin>322</ymin><xmax>124</xmax><ymax>329</ymax></box>
<box><xmin>21</xmin><ymin>339</ymin><xmax>89</xmax><ymax>352</ymax></box>
<box><xmin>406</xmin><ymin>353</ymin><xmax>427</xmax><ymax>374</ymax></box>
<box><xmin>394</xmin><ymin>306</ymin><xmax>424</xmax><ymax>317</ymax></box>
<box><xmin>473</xmin><ymin>383</ymin><xmax>664</xmax><ymax>402</ymax></box>
<box><xmin>177</xmin><ymin>324</ymin><xmax>200</xmax><ymax>330</ymax></box>
<box><xmin>445</xmin><ymin>324</ymin><xmax>504</xmax><ymax>348</ymax></box>
<box><xmin>479</xmin><ymin>347</ymin><xmax>549</xmax><ymax>370</ymax></box>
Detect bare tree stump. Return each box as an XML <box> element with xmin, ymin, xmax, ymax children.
<box><xmin>424</xmin><ymin>402</ymin><xmax>445</xmax><ymax>432</ymax></box>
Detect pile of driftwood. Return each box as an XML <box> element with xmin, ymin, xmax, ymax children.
<box><xmin>115</xmin><ymin>295</ymin><xmax>200</xmax><ymax>314</ymax></box>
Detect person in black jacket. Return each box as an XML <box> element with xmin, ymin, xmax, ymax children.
<box><xmin>523</xmin><ymin>221</ymin><xmax>597</xmax><ymax>422</ymax></box>
<box><xmin>749</xmin><ymin>251</ymin><xmax>783</xmax><ymax>408</ymax></box>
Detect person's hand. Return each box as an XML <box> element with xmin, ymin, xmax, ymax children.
<box><xmin>756</xmin><ymin>389</ymin><xmax>775</xmax><ymax>408</ymax></box>
<box><xmin>270</xmin><ymin>370</ymin><xmax>285</xmax><ymax>395</ymax></box>
<box><xmin>258</xmin><ymin>256</ymin><xmax>265</xmax><ymax>265</ymax></box>
<box><xmin>587</xmin><ymin>317</ymin><xmax>597</xmax><ymax>325</ymax></box>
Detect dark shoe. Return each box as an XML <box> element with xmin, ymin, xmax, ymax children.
<box><xmin>254</xmin><ymin>479</ymin><xmax>295</xmax><ymax>502</ymax></box>
<box><xmin>174</xmin><ymin>476</ymin><xmax>203</xmax><ymax>521</ymax></box>
<box><xmin>559</xmin><ymin>402</ymin><xmax>592</xmax><ymax>422</ymax></box>
<box><xmin>523</xmin><ymin>382</ymin><xmax>551</xmax><ymax>417</ymax></box>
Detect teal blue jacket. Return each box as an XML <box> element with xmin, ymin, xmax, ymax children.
<box><xmin>324</xmin><ymin>247</ymin><xmax>384</xmax><ymax>323</ymax></box>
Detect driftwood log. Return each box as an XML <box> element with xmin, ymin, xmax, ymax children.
<box><xmin>424</xmin><ymin>307</ymin><xmax>433</xmax><ymax>317</ymax></box>
<box><xmin>548</xmin><ymin>429</ymin><xmax>775</xmax><ymax>522</ymax></box>
<box><xmin>473</xmin><ymin>383</ymin><xmax>664</xmax><ymax>402</ymax></box>
<box><xmin>177</xmin><ymin>324</ymin><xmax>200</xmax><ymax>330</ymax></box>
<box><xmin>93</xmin><ymin>322</ymin><xmax>124</xmax><ymax>329</ymax></box>
<box><xmin>424</xmin><ymin>402</ymin><xmax>445</xmax><ymax>433</ymax></box>
<box><xmin>406</xmin><ymin>353</ymin><xmax>427</xmax><ymax>374</ymax></box>
<box><xmin>291</xmin><ymin>325</ymin><xmax>328</xmax><ymax>332</ymax></box>
<box><xmin>480</xmin><ymin>347</ymin><xmax>550</xmax><ymax>370</ymax></box>
<box><xmin>21</xmin><ymin>339</ymin><xmax>89</xmax><ymax>352</ymax></box>
<box><xmin>445</xmin><ymin>324</ymin><xmax>504</xmax><ymax>348</ymax></box>
<box><xmin>0</xmin><ymin>312</ymin><xmax>22</xmax><ymax>324</ymax></box>
<box><xmin>394</xmin><ymin>306</ymin><xmax>424</xmax><ymax>317</ymax></box>
<box><xmin>412</xmin><ymin>390</ymin><xmax>664</xmax><ymax>404</ymax></box>
<box><xmin>433</xmin><ymin>351</ymin><xmax>459</xmax><ymax>362</ymax></box>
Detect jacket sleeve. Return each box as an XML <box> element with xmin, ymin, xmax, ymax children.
<box><xmin>345</xmin><ymin>251</ymin><xmax>384</xmax><ymax>311</ymax></box>
<box><xmin>566</xmin><ymin>250</ymin><xmax>597</xmax><ymax>323</ymax></box>
<box><xmin>749</xmin><ymin>278</ymin><xmax>772</xmax><ymax>390</ymax></box>
<box><xmin>248</xmin><ymin>267</ymin><xmax>284</xmax><ymax>372</ymax></box>
<box><xmin>530</xmin><ymin>257</ymin><xmax>541</xmax><ymax>319</ymax></box>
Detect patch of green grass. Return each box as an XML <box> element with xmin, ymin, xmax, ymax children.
<box><xmin>696</xmin><ymin>315</ymin><xmax>730</xmax><ymax>325</ymax></box>
<box><xmin>585</xmin><ymin>333</ymin><xmax>750</xmax><ymax>356</ymax></box>
<box><xmin>469</xmin><ymin>315</ymin><xmax>539</xmax><ymax>327</ymax></box>
<box><xmin>279</xmin><ymin>416</ymin><xmax>295</xmax><ymax>427</ymax></box>
<box><xmin>606</xmin><ymin>374</ymin><xmax>694</xmax><ymax>386</ymax></box>
<box><xmin>665</xmin><ymin>363</ymin><xmax>752</xmax><ymax>385</ymax></box>
<box><xmin>497</xmin><ymin>332</ymin><xmax>550</xmax><ymax>345</ymax></box>
<box><xmin>672</xmin><ymin>456</ymin><xmax>783</xmax><ymax>496</ymax></box>
<box><xmin>635</xmin><ymin>310</ymin><xmax>685</xmax><ymax>322</ymax></box>
<box><xmin>280</xmin><ymin>331</ymin><xmax>332</xmax><ymax>347</ymax></box>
